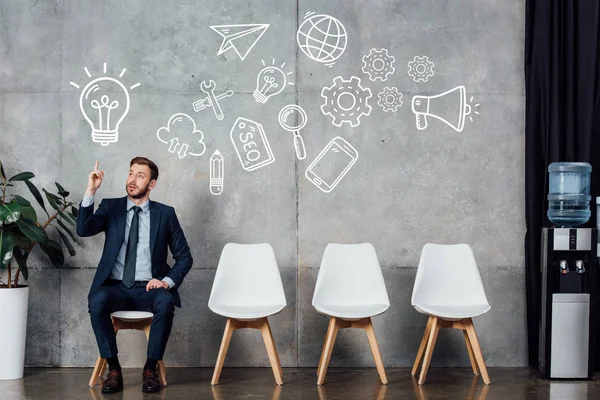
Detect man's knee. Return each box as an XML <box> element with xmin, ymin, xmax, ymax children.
<box><xmin>88</xmin><ymin>289</ymin><xmax>110</xmax><ymax>314</ymax></box>
<box><xmin>153</xmin><ymin>289</ymin><xmax>175</xmax><ymax>314</ymax></box>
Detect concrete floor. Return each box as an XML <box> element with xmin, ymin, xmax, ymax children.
<box><xmin>1</xmin><ymin>368</ymin><xmax>599</xmax><ymax>400</ymax></box>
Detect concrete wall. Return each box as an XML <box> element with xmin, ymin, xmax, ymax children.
<box><xmin>0</xmin><ymin>0</ymin><xmax>526</xmax><ymax>367</ymax></box>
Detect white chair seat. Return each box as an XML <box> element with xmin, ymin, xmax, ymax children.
<box><xmin>209</xmin><ymin>303</ymin><xmax>286</xmax><ymax>320</ymax></box>
<box><xmin>314</xmin><ymin>304</ymin><xmax>390</xmax><ymax>319</ymax></box>
<box><xmin>110</xmin><ymin>311</ymin><xmax>154</xmax><ymax>322</ymax></box>
<box><xmin>413</xmin><ymin>304</ymin><xmax>491</xmax><ymax>320</ymax></box>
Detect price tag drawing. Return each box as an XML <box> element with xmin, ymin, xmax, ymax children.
<box><xmin>230</xmin><ymin>117</ymin><xmax>275</xmax><ymax>172</ymax></box>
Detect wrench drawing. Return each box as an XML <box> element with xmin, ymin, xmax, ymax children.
<box><xmin>192</xmin><ymin>90</ymin><xmax>234</xmax><ymax>112</ymax></box>
<box><xmin>200</xmin><ymin>80</ymin><xmax>225</xmax><ymax>120</ymax></box>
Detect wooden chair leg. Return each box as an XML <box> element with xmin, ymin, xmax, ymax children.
<box><xmin>412</xmin><ymin>316</ymin><xmax>434</xmax><ymax>376</ymax></box>
<box><xmin>418</xmin><ymin>317</ymin><xmax>440</xmax><ymax>385</ymax></box>
<box><xmin>317</xmin><ymin>317</ymin><xmax>340</xmax><ymax>386</ymax></box>
<box><xmin>364</xmin><ymin>318</ymin><xmax>388</xmax><ymax>385</ymax></box>
<box><xmin>89</xmin><ymin>356</ymin><xmax>105</xmax><ymax>387</ymax></box>
<box><xmin>259</xmin><ymin>318</ymin><xmax>284</xmax><ymax>386</ymax></box>
<box><xmin>464</xmin><ymin>330</ymin><xmax>479</xmax><ymax>376</ymax></box>
<box><xmin>317</xmin><ymin>317</ymin><xmax>336</xmax><ymax>377</ymax></box>
<box><xmin>464</xmin><ymin>319</ymin><xmax>490</xmax><ymax>385</ymax></box>
<box><xmin>157</xmin><ymin>360</ymin><xmax>168</xmax><ymax>387</ymax></box>
<box><xmin>212</xmin><ymin>318</ymin><xmax>236</xmax><ymax>386</ymax></box>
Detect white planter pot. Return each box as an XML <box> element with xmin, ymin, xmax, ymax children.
<box><xmin>0</xmin><ymin>286</ymin><xmax>29</xmax><ymax>380</ymax></box>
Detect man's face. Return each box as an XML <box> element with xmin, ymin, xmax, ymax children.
<box><xmin>126</xmin><ymin>164</ymin><xmax>155</xmax><ymax>199</ymax></box>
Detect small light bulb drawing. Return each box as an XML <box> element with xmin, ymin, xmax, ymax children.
<box><xmin>70</xmin><ymin>63</ymin><xmax>140</xmax><ymax>146</ymax></box>
<box><xmin>253</xmin><ymin>58</ymin><xmax>294</xmax><ymax>103</ymax></box>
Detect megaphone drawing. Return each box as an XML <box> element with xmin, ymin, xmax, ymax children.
<box><xmin>411</xmin><ymin>85</ymin><xmax>474</xmax><ymax>132</ymax></box>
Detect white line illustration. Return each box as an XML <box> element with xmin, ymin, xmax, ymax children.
<box><xmin>408</xmin><ymin>56</ymin><xmax>434</xmax><ymax>82</ymax></box>
<box><xmin>297</xmin><ymin>13</ymin><xmax>347</xmax><ymax>66</ymax></box>
<box><xmin>321</xmin><ymin>76</ymin><xmax>372</xmax><ymax>127</ymax></box>
<box><xmin>230</xmin><ymin>117</ymin><xmax>275</xmax><ymax>171</ymax></box>
<box><xmin>210</xmin><ymin>24</ymin><xmax>269</xmax><ymax>61</ymax></box>
<box><xmin>253</xmin><ymin>59</ymin><xmax>294</xmax><ymax>103</ymax></box>
<box><xmin>190</xmin><ymin>80</ymin><xmax>233</xmax><ymax>120</ymax></box>
<box><xmin>192</xmin><ymin>88</ymin><xmax>234</xmax><ymax>115</ymax></box>
<box><xmin>210</xmin><ymin>150</ymin><xmax>224</xmax><ymax>195</ymax></box>
<box><xmin>411</xmin><ymin>85</ymin><xmax>479</xmax><ymax>132</ymax></box>
<box><xmin>70</xmin><ymin>64</ymin><xmax>140</xmax><ymax>146</ymax></box>
<box><xmin>362</xmin><ymin>48</ymin><xmax>395</xmax><ymax>81</ymax></box>
<box><xmin>156</xmin><ymin>113</ymin><xmax>206</xmax><ymax>159</ymax></box>
<box><xmin>377</xmin><ymin>87</ymin><xmax>403</xmax><ymax>112</ymax></box>
<box><xmin>278</xmin><ymin>105</ymin><xmax>307</xmax><ymax>160</ymax></box>
<box><xmin>305</xmin><ymin>137</ymin><xmax>358</xmax><ymax>193</ymax></box>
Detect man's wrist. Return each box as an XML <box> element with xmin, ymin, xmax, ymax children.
<box><xmin>161</xmin><ymin>277</ymin><xmax>175</xmax><ymax>289</ymax></box>
<box><xmin>85</xmin><ymin>188</ymin><xmax>97</xmax><ymax>197</ymax></box>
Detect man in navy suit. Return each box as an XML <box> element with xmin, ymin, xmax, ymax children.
<box><xmin>77</xmin><ymin>157</ymin><xmax>193</xmax><ymax>394</ymax></box>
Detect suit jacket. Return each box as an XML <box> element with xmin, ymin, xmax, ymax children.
<box><xmin>76</xmin><ymin>196</ymin><xmax>193</xmax><ymax>307</ymax></box>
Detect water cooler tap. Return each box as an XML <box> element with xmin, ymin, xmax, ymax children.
<box><xmin>575</xmin><ymin>260</ymin><xmax>585</xmax><ymax>274</ymax></box>
<box><xmin>559</xmin><ymin>260</ymin><xmax>569</xmax><ymax>275</ymax></box>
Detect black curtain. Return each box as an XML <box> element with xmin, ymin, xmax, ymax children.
<box><xmin>525</xmin><ymin>1</ymin><xmax>600</xmax><ymax>367</ymax></box>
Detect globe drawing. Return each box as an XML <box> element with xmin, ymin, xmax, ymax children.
<box><xmin>297</xmin><ymin>14</ymin><xmax>347</xmax><ymax>63</ymax></box>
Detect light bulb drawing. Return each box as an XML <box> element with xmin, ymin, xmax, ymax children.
<box><xmin>253</xmin><ymin>58</ymin><xmax>294</xmax><ymax>104</ymax></box>
<box><xmin>69</xmin><ymin>63</ymin><xmax>140</xmax><ymax>146</ymax></box>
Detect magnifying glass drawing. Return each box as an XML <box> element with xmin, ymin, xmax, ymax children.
<box><xmin>278</xmin><ymin>104</ymin><xmax>307</xmax><ymax>160</ymax></box>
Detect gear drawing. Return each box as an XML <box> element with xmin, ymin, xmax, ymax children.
<box><xmin>407</xmin><ymin>56</ymin><xmax>434</xmax><ymax>82</ymax></box>
<box><xmin>361</xmin><ymin>48</ymin><xmax>396</xmax><ymax>81</ymax></box>
<box><xmin>321</xmin><ymin>76</ymin><xmax>372</xmax><ymax>127</ymax></box>
<box><xmin>377</xmin><ymin>87</ymin><xmax>403</xmax><ymax>112</ymax></box>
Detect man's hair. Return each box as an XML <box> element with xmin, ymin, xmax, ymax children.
<box><xmin>130</xmin><ymin>157</ymin><xmax>159</xmax><ymax>181</ymax></box>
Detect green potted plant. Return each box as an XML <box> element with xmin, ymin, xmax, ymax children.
<box><xmin>0</xmin><ymin>160</ymin><xmax>79</xmax><ymax>380</ymax></box>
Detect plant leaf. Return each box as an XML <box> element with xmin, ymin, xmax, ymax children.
<box><xmin>55</xmin><ymin>227</ymin><xmax>75</xmax><ymax>257</ymax></box>
<box><xmin>0</xmin><ymin>200</ymin><xmax>21</xmax><ymax>223</ymax></box>
<box><xmin>70</xmin><ymin>206</ymin><xmax>79</xmax><ymax>218</ymax></box>
<box><xmin>0</xmin><ymin>160</ymin><xmax>6</xmax><ymax>181</ymax></box>
<box><xmin>60</xmin><ymin>210</ymin><xmax>76</xmax><ymax>226</ymax></box>
<box><xmin>8</xmin><ymin>225</ymin><xmax>32</xmax><ymax>249</ymax></box>
<box><xmin>9</xmin><ymin>172</ymin><xmax>35</xmax><ymax>182</ymax></box>
<box><xmin>16</xmin><ymin>218</ymin><xmax>48</xmax><ymax>244</ymax></box>
<box><xmin>44</xmin><ymin>190</ymin><xmax>61</xmax><ymax>201</ymax></box>
<box><xmin>55</xmin><ymin>218</ymin><xmax>78</xmax><ymax>243</ymax></box>
<box><xmin>12</xmin><ymin>195</ymin><xmax>31</xmax><ymax>206</ymax></box>
<box><xmin>43</xmin><ymin>189</ymin><xmax>61</xmax><ymax>211</ymax></box>
<box><xmin>13</xmin><ymin>247</ymin><xmax>29</xmax><ymax>280</ymax></box>
<box><xmin>24</xmin><ymin>180</ymin><xmax>48</xmax><ymax>217</ymax></box>
<box><xmin>18</xmin><ymin>204</ymin><xmax>37</xmax><ymax>222</ymax></box>
<box><xmin>0</xmin><ymin>229</ymin><xmax>14</xmax><ymax>269</ymax></box>
<box><xmin>40</xmin><ymin>240</ymin><xmax>64</xmax><ymax>269</ymax></box>
<box><xmin>55</xmin><ymin>182</ymin><xmax>69</xmax><ymax>198</ymax></box>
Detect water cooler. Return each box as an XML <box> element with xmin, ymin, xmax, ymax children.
<box><xmin>539</xmin><ymin>228</ymin><xmax>597</xmax><ymax>378</ymax></box>
<box><xmin>539</xmin><ymin>162</ymin><xmax>597</xmax><ymax>379</ymax></box>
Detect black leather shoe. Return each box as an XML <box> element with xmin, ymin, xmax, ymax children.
<box><xmin>101</xmin><ymin>369</ymin><xmax>123</xmax><ymax>393</ymax></box>
<box><xmin>142</xmin><ymin>368</ymin><xmax>162</xmax><ymax>393</ymax></box>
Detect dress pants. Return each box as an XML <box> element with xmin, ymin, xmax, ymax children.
<box><xmin>88</xmin><ymin>280</ymin><xmax>175</xmax><ymax>360</ymax></box>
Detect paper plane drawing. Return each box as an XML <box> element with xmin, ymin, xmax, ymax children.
<box><xmin>210</xmin><ymin>24</ymin><xmax>269</xmax><ymax>61</ymax></box>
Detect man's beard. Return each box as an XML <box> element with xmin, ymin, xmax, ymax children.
<box><xmin>126</xmin><ymin>183</ymin><xmax>150</xmax><ymax>199</ymax></box>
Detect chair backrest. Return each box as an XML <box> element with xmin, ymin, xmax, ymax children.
<box><xmin>312</xmin><ymin>243</ymin><xmax>390</xmax><ymax>307</ymax></box>
<box><xmin>208</xmin><ymin>243</ymin><xmax>286</xmax><ymax>307</ymax></box>
<box><xmin>412</xmin><ymin>243</ymin><xmax>489</xmax><ymax>307</ymax></box>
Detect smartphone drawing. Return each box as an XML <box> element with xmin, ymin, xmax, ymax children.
<box><xmin>305</xmin><ymin>137</ymin><xmax>359</xmax><ymax>193</ymax></box>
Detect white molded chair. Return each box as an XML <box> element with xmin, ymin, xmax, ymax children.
<box><xmin>88</xmin><ymin>311</ymin><xmax>167</xmax><ymax>388</ymax></box>
<box><xmin>208</xmin><ymin>243</ymin><xmax>287</xmax><ymax>386</ymax></box>
<box><xmin>312</xmin><ymin>243</ymin><xmax>390</xmax><ymax>385</ymax></box>
<box><xmin>411</xmin><ymin>243</ymin><xmax>491</xmax><ymax>385</ymax></box>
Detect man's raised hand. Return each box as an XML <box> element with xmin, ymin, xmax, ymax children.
<box><xmin>86</xmin><ymin>160</ymin><xmax>104</xmax><ymax>196</ymax></box>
